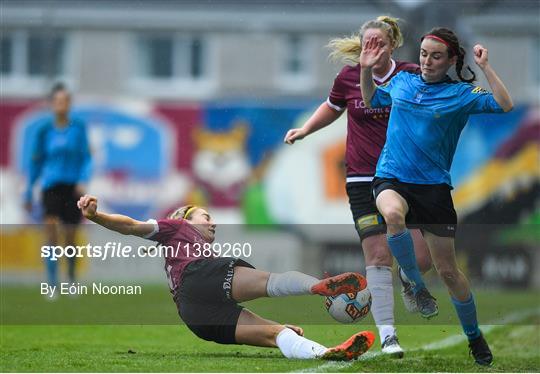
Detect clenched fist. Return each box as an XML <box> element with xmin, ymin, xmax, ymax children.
<box><xmin>77</xmin><ymin>194</ymin><xmax>98</xmax><ymax>219</ymax></box>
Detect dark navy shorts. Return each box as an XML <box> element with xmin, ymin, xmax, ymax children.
<box><xmin>346</xmin><ymin>182</ymin><xmax>386</xmax><ymax>241</ymax></box>
<box><xmin>372</xmin><ymin>177</ymin><xmax>457</xmax><ymax>237</ymax></box>
<box><xmin>175</xmin><ymin>257</ymin><xmax>254</xmax><ymax>344</ymax></box>
<box><xmin>42</xmin><ymin>183</ymin><xmax>82</xmax><ymax>224</ymax></box>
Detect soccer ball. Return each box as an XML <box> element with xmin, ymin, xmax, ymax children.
<box><xmin>324</xmin><ymin>288</ymin><xmax>372</xmax><ymax>323</ymax></box>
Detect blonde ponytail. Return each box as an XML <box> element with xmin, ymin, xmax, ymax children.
<box><xmin>327</xmin><ymin>15</ymin><xmax>403</xmax><ymax>66</ymax></box>
<box><xmin>327</xmin><ymin>34</ymin><xmax>362</xmax><ymax>65</ymax></box>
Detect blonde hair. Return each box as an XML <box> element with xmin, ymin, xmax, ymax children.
<box><xmin>327</xmin><ymin>16</ymin><xmax>403</xmax><ymax>65</ymax></box>
<box><xmin>168</xmin><ymin>205</ymin><xmax>199</xmax><ymax>220</ymax></box>
<box><xmin>143</xmin><ymin>205</ymin><xmax>199</xmax><ymax>255</ymax></box>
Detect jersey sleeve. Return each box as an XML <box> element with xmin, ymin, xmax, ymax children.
<box><xmin>370</xmin><ymin>72</ymin><xmax>403</xmax><ymax>108</ymax></box>
<box><xmin>461</xmin><ymin>85</ymin><xmax>504</xmax><ymax>114</ymax></box>
<box><xmin>76</xmin><ymin>120</ymin><xmax>93</xmax><ymax>183</ymax></box>
<box><xmin>403</xmin><ymin>63</ymin><xmax>421</xmax><ymax>75</ymax></box>
<box><xmin>24</xmin><ymin>121</ymin><xmax>49</xmax><ymax>202</ymax></box>
<box><xmin>327</xmin><ymin>68</ymin><xmax>348</xmax><ymax>111</ymax></box>
<box><xmin>143</xmin><ymin>218</ymin><xmax>184</xmax><ymax>242</ymax></box>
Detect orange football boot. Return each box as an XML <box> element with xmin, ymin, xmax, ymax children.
<box><xmin>311</xmin><ymin>272</ymin><xmax>368</xmax><ymax>296</ymax></box>
<box><xmin>321</xmin><ymin>331</ymin><xmax>375</xmax><ymax>361</ymax></box>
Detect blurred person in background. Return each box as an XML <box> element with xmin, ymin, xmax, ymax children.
<box><xmin>284</xmin><ymin>16</ymin><xmax>432</xmax><ymax>357</ymax></box>
<box><xmin>24</xmin><ymin>83</ymin><xmax>92</xmax><ymax>291</ymax></box>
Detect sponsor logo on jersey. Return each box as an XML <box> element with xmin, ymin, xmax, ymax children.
<box><xmin>356</xmin><ymin>214</ymin><xmax>379</xmax><ymax>230</ymax></box>
<box><xmin>471</xmin><ymin>86</ymin><xmax>488</xmax><ymax>94</ymax></box>
<box><xmin>223</xmin><ymin>262</ymin><xmax>235</xmax><ymax>300</ymax></box>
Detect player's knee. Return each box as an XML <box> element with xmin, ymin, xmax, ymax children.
<box><xmin>380</xmin><ymin>207</ymin><xmax>405</xmax><ymax>226</ymax></box>
<box><xmin>437</xmin><ymin>268</ymin><xmax>459</xmax><ymax>287</ymax></box>
<box><xmin>44</xmin><ymin>216</ymin><xmax>60</xmax><ymax>225</ymax></box>
<box><xmin>364</xmin><ymin>247</ymin><xmax>392</xmax><ymax>266</ymax></box>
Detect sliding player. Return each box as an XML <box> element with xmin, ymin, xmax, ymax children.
<box><xmin>77</xmin><ymin>194</ymin><xmax>375</xmax><ymax>360</ymax></box>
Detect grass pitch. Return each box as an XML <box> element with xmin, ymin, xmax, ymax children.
<box><xmin>1</xmin><ymin>287</ymin><xmax>538</xmax><ymax>372</ymax></box>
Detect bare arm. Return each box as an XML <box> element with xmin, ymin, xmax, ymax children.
<box><xmin>284</xmin><ymin>102</ymin><xmax>342</xmax><ymax>144</ymax></box>
<box><xmin>359</xmin><ymin>36</ymin><xmax>385</xmax><ymax>109</ymax></box>
<box><xmin>360</xmin><ymin>68</ymin><xmax>377</xmax><ymax>109</ymax></box>
<box><xmin>77</xmin><ymin>194</ymin><xmax>155</xmax><ymax>238</ymax></box>
<box><xmin>473</xmin><ymin>44</ymin><xmax>513</xmax><ymax>112</ymax></box>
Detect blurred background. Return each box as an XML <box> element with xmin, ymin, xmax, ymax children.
<box><xmin>1</xmin><ymin>0</ymin><xmax>539</xmax><ymax>293</ymax></box>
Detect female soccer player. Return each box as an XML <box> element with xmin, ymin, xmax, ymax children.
<box><xmin>25</xmin><ymin>83</ymin><xmax>92</xmax><ymax>288</ymax></box>
<box><xmin>76</xmin><ymin>194</ymin><xmax>375</xmax><ymax>361</ymax></box>
<box><xmin>284</xmin><ymin>16</ymin><xmax>432</xmax><ymax>357</ymax></box>
<box><xmin>360</xmin><ymin>27</ymin><xmax>513</xmax><ymax>366</ymax></box>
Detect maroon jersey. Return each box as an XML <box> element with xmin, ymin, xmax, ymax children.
<box><xmin>144</xmin><ymin>218</ymin><xmax>213</xmax><ymax>294</ymax></box>
<box><xmin>327</xmin><ymin>60</ymin><xmax>420</xmax><ymax>180</ymax></box>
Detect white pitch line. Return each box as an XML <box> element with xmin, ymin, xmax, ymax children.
<box><xmin>294</xmin><ymin>361</ymin><xmax>352</xmax><ymax>373</ymax></box>
<box><xmin>292</xmin><ymin>307</ymin><xmax>540</xmax><ymax>373</ymax></box>
<box><xmin>421</xmin><ymin>307</ymin><xmax>540</xmax><ymax>351</ymax></box>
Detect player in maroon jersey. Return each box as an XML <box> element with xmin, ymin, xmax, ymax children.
<box><xmin>77</xmin><ymin>194</ymin><xmax>374</xmax><ymax>360</ymax></box>
<box><xmin>284</xmin><ymin>16</ymin><xmax>432</xmax><ymax>357</ymax></box>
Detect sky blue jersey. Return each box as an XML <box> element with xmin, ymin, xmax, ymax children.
<box><xmin>25</xmin><ymin>117</ymin><xmax>92</xmax><ymax>202</ymax></box>
<box><xmin>371</xmin><ymin>71</ymin><xmax>504</xmax><ymax>187</ymax></box>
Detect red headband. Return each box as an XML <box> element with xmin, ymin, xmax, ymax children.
<box><xmin>423</xmin><ymin>34</ymin><xmax>457</xmax><ymax>56</ymax></box>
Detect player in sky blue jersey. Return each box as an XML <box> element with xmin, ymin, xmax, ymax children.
<box><xmin>24</xmin><ymin>83</ymin><xmax>92</xmax><ymax>290</ymax></box>
<box><xmin>359</xmin><ymin>27</ymin><xmax>513</xmax><ymax>366</ymax></box>
<box><xmin>285</xmin><ymin>16</ymin><xmax>432</xmax><ymax>358</ymax></box>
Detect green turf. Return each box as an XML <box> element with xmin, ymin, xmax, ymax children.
<box><xmin>1</xmin><ymin>287</ymin><xmax>539</xmax><ymax>372</ymax></box>
<box><xmin>1</xmin><ymin>285</ymin><xmax>538</xmax><ymax>325</ymax></box>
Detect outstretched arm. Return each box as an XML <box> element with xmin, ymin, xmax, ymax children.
<box><xmin>359</xmin><ymin>35</ymin><xmax>385</xmax><ymax>108</ymax></box>
<box><xmin>473</xmin><ymin>44</ymin><xmax>513</xmax><ymax>112</ymax></box>
<box><xmin>77</xmin><ymin>194</ymin><xmax>155</xmax><ymax>238</ymax></box>
<box><xmin>76</xmin><ymin>122</ymin><xmax>93</xmax><ymax>195</ymax></box>
<box><xmin>24</xmin><ymin>127</ymin><xmax>45</xmax><ymax>210</ymax></box>
<box><xmin>284</xmin><ymin>102</ymin><xmax>341</xmax><ymax>145</ymax></box>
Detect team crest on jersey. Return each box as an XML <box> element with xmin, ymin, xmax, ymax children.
<box><xmin>471</xmin><ymin>86</ymin><xmax>488</xmax><ymax>94</ymax></box>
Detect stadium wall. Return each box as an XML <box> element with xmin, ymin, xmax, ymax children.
<box><xmin>1</xmin><ymin>99</ymin><xmax>538</xmax><ymax>287</ymax></box>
